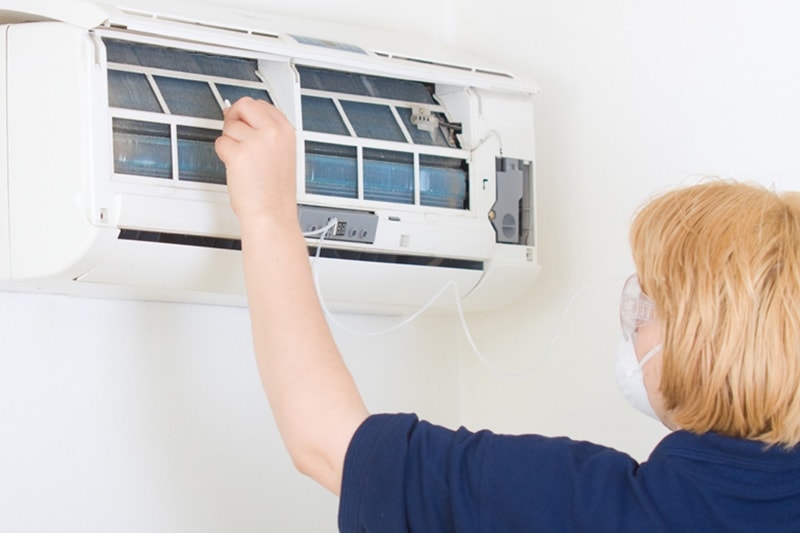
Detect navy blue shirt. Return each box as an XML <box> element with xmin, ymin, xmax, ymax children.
<box><xmin>338</xmin><ymin>413</ymin><xmax>800</xmax><ymax>532</ymax></box>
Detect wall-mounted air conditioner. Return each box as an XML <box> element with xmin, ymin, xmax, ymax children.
<box><xmin>0</xmin><ymin>0</ymin><xmax>540</xmax><ymax>313</ymax></box>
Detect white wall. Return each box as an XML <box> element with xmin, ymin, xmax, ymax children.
<box><xmin>3</xmin><ymin>0</ymin><xmax>800</xmax><ymax>531</ymax></box>
<box><xmin>0</xmin><ymin>292</ymin><xmax>461</xmax><ymax>532</ymax></box>
<box><xmin>453</xmin><ymin>0</ymin><xmax>800</xmax><ymax>458</ymax></box>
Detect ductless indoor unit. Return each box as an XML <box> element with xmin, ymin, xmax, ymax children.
<box><xmin>0</xmin><ymin>0</ymin><xmax>540</xmax><ymax>313</ymax></box>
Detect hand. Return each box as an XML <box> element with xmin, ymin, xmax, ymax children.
<box><xmin>215</xmin><ymin>97</ymin><xmax>298</xmax><ymax>223</ymax></box>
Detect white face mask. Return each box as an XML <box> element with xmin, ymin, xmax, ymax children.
<box><xmin>615</xmin><ymin>338</ymin><xmax>662</xmax><ymax>420</ymax></box>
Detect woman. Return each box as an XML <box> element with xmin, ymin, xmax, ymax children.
<box><xmin>216</xmin><ymin>97</ymin><xmax>800</xmax><ymax>531</ymax></box>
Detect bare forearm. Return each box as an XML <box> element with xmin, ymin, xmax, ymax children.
<box><xmin>239</xmin><ymin>214</ymin><xmax>368</xmax><ymax>495</ymax></box>
<box><xmin>215</xmin><ymin>99</ymin><xmax>366</xmax><ymax>494</ymax></box>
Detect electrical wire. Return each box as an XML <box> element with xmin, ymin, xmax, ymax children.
<box><xmin>302</xmin><ymin>219</ymin><xmax>591</xmax><ymax>380</ymax></box>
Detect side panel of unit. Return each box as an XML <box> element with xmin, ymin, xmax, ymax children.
<box><xmin>5</xmin><ymin>22</ymin><xmax>115</xmax><ymax>283</ymax></box>
<box><xmin>460</xmin><ymin>88</ymin><xmax>539</xmax><ymax>309</ymax></box>
<box><xmin>470</xmin><ymin>88</ymin><xmax>537</xmax><ymax>165</ymax></box>
<box><xmin>0</xmin><ymin>25</ymin><xmax>10</xmax><ymax>279</ymax></box>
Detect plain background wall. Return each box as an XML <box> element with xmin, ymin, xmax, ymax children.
<box><xmin>2</xmin><ymin>0</ymin><xmax>799</xmax><ymax>531</ymax></box>
<box><xmin>0</xmin><ymin>293</ymin><xmax>460</xmax><ymax>531</ymax></box>
<box><xmin>453</xmin><ymin>0</ymin><xmax>800</xmax><ymax>457</ymax></box>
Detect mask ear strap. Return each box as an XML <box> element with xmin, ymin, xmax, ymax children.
<box><xmin>637</xmin><ymin>343</ymin><xmax>663</xmax><ymax>372</ymax></box>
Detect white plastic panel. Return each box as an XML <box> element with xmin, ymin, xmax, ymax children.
<box><xmin>0</xmin><ymin>26</ymin><xmax>10</xmax><ymax>279</ymax></box>
<box><xmin>77</xmin><ymin>240</ymin><xmax>245</xmax><ymax>298</ymax></box>
<box><xmin>462</xmin><ymin>244</ymin><xmax>540</xmax><ymax>311</ymax></box>
<box><xmin>114</xmin><ymin>193</ymin><xmax>240</xmax><ymax>240</ymax></box>
<box><xmin>470</xmin><ymin>88</ymin><xmax>536</xmax><ymax>164</ymax></box>
<box><xmin>75</xmin><ymin>240</ymin><xmax>486</xmax><ymax>313</ymax></box>
<box><xmin>311</xmin><ymin>257</ymin><xmax>484</xmax><ymax>313</ymax></box>
<box><xmin>5</xmin><ymin>22</ymin><xmax>107</xmax><ymax>280</ymax></box>
<box><xmin>0</xmin><ymin>0</ymin><xmax>113</xmax><ymax>29</ymax></box>
<box><xmin>368</xmin><ymin>213</ymin><xmax>494</xmax><ymax>261</ymax></box>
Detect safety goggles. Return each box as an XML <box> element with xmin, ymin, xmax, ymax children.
<box><xmin>620</xmin><ymin>274</ymin><xmax>656</xmax><ymax>340</ymax></box>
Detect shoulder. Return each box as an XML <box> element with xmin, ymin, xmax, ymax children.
<box><xmin>340</xmin><ymin>414</ymin><xmax>643</xmax><ymax>532</ymax></box>
<box><xmin>346</xmin><ymin>413</ymin><xmax>638</xmax><ymax>474</ymax></box>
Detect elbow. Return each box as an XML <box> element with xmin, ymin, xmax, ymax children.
<box><xmin>288</xmin><ymin>446</ymin><xmax>342</xmax><ymax>495</ymax></box>
<box><xmin>279</xmin><ymin>408</ymin><xmax>367</xmax><ymax>494</ymax></box>
<box><xmin>288</xmin><ymin>447</ymin><xmax>317</xmax><ymax>477</ymax></box>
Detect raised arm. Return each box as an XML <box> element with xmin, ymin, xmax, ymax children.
<box><xmin>215</xmin><ymin>98</ymin><xmax>368</xmax><ymax>495</ymax></box>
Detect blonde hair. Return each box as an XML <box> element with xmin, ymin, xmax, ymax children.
<box><xmin>630</xmin><ymin>179</ymin><xmax>800</xmax><ymax>447</ymax></box>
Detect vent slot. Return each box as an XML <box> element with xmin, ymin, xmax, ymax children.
<box><xmin>310</xmin><ymin>248</ymin><xmax>483</xmax><ymax>270</ymax></box>
<box><xmin>118</xmin><ymin>9</ymin><xmax>281</xmax><ymax>40</ymax></box>
<box><xmin>374</xmin><ymin>51</ymin><xmax>514</xmax><ymax>79</ymax></box>
<box><xmin>119</xmin><ymin>230</ymin><xmax>242</xmax><ymax>250</ymax></box>
<box><xmin>117</xmin><ymin>230</ymin><xmax>484</xmax><ymax>270</ymax></box>
<box><xmin>291</xmin><ymin>34</ymin><xmax>366</xmax><ymax>54</ymax></box>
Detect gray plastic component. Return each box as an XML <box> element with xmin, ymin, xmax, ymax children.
<box><xmin>298</xmin><ymin>205</ymin><xmax>379</xmax><ymax>244</ymax></box>
<box><xmin>491</xmin><ymin>158</ymin><xmax>533</xmax><ymax>245</ymax></box>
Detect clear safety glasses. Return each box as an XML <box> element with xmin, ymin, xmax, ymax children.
<box><xmin>620</xmin><ymin>274</ymin><xmax>656</xmax><ymax>340</ymax></box>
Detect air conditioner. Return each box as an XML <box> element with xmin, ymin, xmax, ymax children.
<box><xmin>0</xmin><ymin>0</ymin><xmax>540</xmax><ymax>313</ymax></box>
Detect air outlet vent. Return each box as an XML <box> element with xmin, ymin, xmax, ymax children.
<box><xmin>118</xmin><ymin>8</ymin><xmax>280</xmax><ymax>40</ymax></box>
<box><xmin>118</xmin><ymin>230</ymin><xmax>484</xmax><ymax>270</ymax></box>
<box><xmin>374</xmin><ymin>51</ymin><xmax>514</xmax><ymax>79</ymax></box>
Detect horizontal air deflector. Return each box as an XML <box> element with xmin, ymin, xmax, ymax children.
<box><xmin>117</xmin><ymin>230</ymin><xmax>484</xmax><ymax>270</ymax></box>
<box><xmin>118</xmin><ymin>229</ymin><xmax>242</xmax><ymax>249</ymax></box>
<box><xmin>310</xmin><ymin>248</ymin><xmax>483</xmax><ymax>270</ymax></box>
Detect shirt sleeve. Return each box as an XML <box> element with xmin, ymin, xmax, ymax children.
<box><xmin>338</xmin><ymin>413</ymin><xmax>644</xmax><ymax>533</ymax></box>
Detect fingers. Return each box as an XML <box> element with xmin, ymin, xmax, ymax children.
<box><xmin>219</xmin><ymin>118</ymin><xmax>252</xmax><ymax>143</ymax></box>
<box><xmin>217</xmin><ymin>98</ymin><xmax>291</xmax><ymax>151</ymax></box>
<box><xmin>225</xmin><ymin>97</ymin><xmax>286</xmax><ymax>130</ymax></box>
<box><xmin>215</xmin><ymin>96</ymin><xmax>296</xmax><ymax>168</ymax></box>
<box><xmin>214</xmin><ymin>134</ymin><xmax>237</xmax><ymax>164</ymax></box>
<box><xmin>216</xmin><ymin>99</ymin><xmax>268</xmax><ymax>162</ymax></box>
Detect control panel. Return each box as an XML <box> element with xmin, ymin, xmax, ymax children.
<box><xmin>298</xmin><ymin>205</ymin><xmax>379</xmax><ymax>244</ymax></box>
